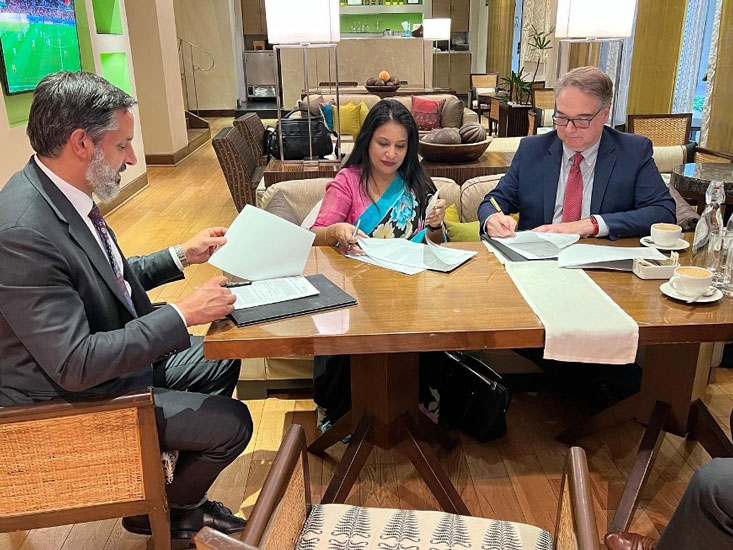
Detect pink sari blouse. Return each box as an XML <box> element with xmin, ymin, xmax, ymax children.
<box><xmin>311</xmin><ymin>166</ymin><xmax>373</xmax><ymax>228</ymax></box>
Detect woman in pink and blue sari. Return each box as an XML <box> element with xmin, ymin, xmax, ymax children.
<box><xmin>312</xmin><ymin>99</ymin><xmax>447</xmax><ymax>249</ymax></box>
<box><xmin>310</xmin><ymin>99</ymin><xmax>447</xmax><ymax>431</ymax></box>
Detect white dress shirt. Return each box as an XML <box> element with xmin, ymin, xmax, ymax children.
<box><xmin>553</xmin><ymin>140</ymin><xmax>609</xmax><ymax>237</ymax></box>
<box><xmin>34</xmin><ymin>156</ymin><xmax>187</xmax><ymax>323</ymax></box>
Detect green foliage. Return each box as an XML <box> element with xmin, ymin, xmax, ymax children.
<box><xmin>500</xmin><ymin>68</ymin><xmax>531</xmax><ymax>105</ymax></box>
<box><xmin>525</xmin><ymin>24</ymin><xmax>556</xmax><ymax>90</ymax></box>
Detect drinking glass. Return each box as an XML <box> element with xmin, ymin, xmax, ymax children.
<box><xmin>723</xmin><ymin>233</ymin><xmax>733</xmax><ymax>296</ymax></box>
<box><xmin>706</xmin><ymin>229</ymin><xmax>732</xmax><ymax>287</ymax></box>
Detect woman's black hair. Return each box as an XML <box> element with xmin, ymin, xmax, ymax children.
<box><xmin>343</xmin><ymin>99</ymin><xmax>435</xmax><ymax>206</ymax></box>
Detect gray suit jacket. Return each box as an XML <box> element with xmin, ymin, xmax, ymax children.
<box><xmin>0</xmin><ymin>158</ymin><xmax>191</xmax><ymax>406</ymax></box>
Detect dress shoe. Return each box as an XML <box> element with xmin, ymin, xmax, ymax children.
<box><xmin>605</xmin><ymin>531</ymin><xmax>658</xmax><ymax>550</ymax></box>
<box><xmin>122</xmin><ymin>499</ymin><xmax>246</xmax><ymax>539</ymax></box>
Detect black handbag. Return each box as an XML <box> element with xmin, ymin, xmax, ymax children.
<box><xmin>422</xmin><ymin>351</ymin><xmax>511</xmax><ymax>441</ymax></box>
<box><xmin>265</xmin><ymin>110</ymin><xmax>334</xmax><ymax>160</ymax></box>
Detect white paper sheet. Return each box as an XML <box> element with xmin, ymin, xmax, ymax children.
<box><xmin>346</xmin><ymin>252</ymin><xmax>426</xmax><ymax>275</ymax></box>
<box><xmin>426</xmin><ymin>188</ymin><xmax>440</xmax><ymax>218</ymax></box>
<box><xmin>232</xmin><ymin>276</ymin><xmax>319</xmax><ymax>309</ymax></box>
<box><xmin>209</xmin><ymin>205</ymin><xmax>315</xmax><ymax>280</ymax></box>
<box><xmin>494</xmin><ymin>232</ymin><xmax>580</xmax><ymax>260</ymax></box>
<box><xmin>356</xmin><ymin>237</ymin><xmax>476</xmax><ymax>273</ymax></box>
<box><xmin>557</xmin><ymin>245</ymin><xmax>667</xmax><ymax>270</ymax></box>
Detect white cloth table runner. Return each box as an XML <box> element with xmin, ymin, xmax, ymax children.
<box><xmin>505</xmin><ymin>261</ymin><xmax>639</xmax><ymax>364</ymax></box>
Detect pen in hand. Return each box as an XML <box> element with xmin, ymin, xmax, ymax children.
<box><xmin>489</xmin><ymin>197</ymin><xmax>515</xmax><ymax>237</ymax></box>
<box><xmin>346</xmin><ymin>219</ymin><xmax>362</xmax><ymax>251</ymax></box>
<box><xmin>224</xmin><ymin>281</ymin><xmax>252</xmax><ymax>288</ymax></box>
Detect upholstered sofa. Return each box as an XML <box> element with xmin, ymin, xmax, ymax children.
<box><xmin>294</xmin><ymin>93</ymin><xmax>479</xmax><ymax>136</ymax></box>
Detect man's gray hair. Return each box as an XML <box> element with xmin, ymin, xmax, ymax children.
<box><xmin>556</xmin><ymin>66</ymin><xmax>613</xmax><ymax>108</ymax></box>
<box><xmin>27</xmin><ymin>71</ymin><xmax>137</xmax><ymax>158</ymax></box>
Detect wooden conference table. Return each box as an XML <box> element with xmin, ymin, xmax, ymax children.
<box><xmin>204</xmin><ymin>241</ymin><xmax>733</xmax><ymax>526</ymax></box>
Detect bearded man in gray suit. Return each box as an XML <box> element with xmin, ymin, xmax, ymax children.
<box><xmin>0</xmin><ymin>72</ymin><xmax>251</xmax><ymax>540</ymax></box>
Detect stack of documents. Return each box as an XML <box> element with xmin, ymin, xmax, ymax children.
<box><xmin>209</xmin><ymin>206</ymin><xmax>318</xmax><ymax>309</ymax></box>
<box><xmin>349</xmin><ymin>237</ymin><xmax>477</xmax><ymax>275</ymax></box>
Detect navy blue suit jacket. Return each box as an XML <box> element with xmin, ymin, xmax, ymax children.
<box><xmin>477</xmin><ymin>127</ymin><xmax>676</xmax><ymax>239</ymax></box>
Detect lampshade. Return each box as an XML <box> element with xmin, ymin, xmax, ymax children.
<box><xmin>265</xmin><ymin>0</ymin><xmax>340</xmax><ymax>44</ymax></box>
<box><xmin>555</xmin><ymin>0</ymin><xmax>637</xmax><ymax>38</ymax></box>
<box><xmin>422</xmin><ymin>18</ymin><xmax>451</xmax><ymax>41</ymax></box>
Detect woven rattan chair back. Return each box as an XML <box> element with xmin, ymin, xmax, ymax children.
<box><xmin>0</xmin><ymin>391</ymin><xmax>171</xmax><ymax>550</ymax></box>
<box><xmin>532</xmin><ymin>88</ymin><xmax>555</xmax><ymax>110</ymax></box>
<box><xmin>694</xmin><ymin>146</ymin><xmax>733</xmax><ymax>164</ymax></box>
<box><xmin>233</xmin><ymin>113</ymin><xmax>267</xmax><ymax>167</ymax></box>
<box><xmin>471</xmin><ymin>73</ymin><xmax>499</xmax><ymax>90</ymax></box>
<box><xmin>212</xmin><ymin>126</ymin><xmax>259</xmax><ymax>211</ymax></box>
<box><xmin>627</xmin><ymin>113</ymin><xmax>692</xmax><ymax>146</ymax></box>
<box><xmin>528</xmin><ymin>109</ymin><xmax>538</xmax><ymax>136</ymax></box>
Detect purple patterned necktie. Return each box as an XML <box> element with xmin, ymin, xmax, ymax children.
<box><xmin>88</xmin><ymin>203</ymin><xmax>137</xmax><ymax>315</ymax></box>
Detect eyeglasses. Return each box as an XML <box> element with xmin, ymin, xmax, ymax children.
<box><xmin>553</xmin><ymin>108</ymin><xmax>603</xmax><ymax>129</ymax></box>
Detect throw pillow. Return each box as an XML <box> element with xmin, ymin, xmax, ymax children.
<box><xmin>319</xmin><ymin>102</ymin><xmax>335</xmax><ymax>130</ymax></box>
<box><xmin>297</xmin><ymin>94</ymin><xmax>325</xmax><ymax>116</ymax></box>
<box><xmin>337</xmin><ymin>102</ymin><xmax>362</xmax><ymax>136</ymax></box>
<box><xmin>264</xmin><ymin>192</ymin><xmax>300</xmax><ymax>225</ymax></box>
<box><xmin>441</xmin><ymin>96</ymin><xmax>464</xmax><ymax>128</ymax></box>
<box><xmin>301</xmin><ymin>199</ymin><xmax>323</xmax><ymax>229</ymax></box>
<box><xmin>444</xmin><ymin>204</ymin><xmax>481</xmax><ymax>242</ymax></box>
<box><xmin>359</xmin><ymin>101</ymin><xmax>369</xmax><ymax>127</ymax></box>
<box><xmin>411</xmin><ymin>96</ymin><xmax>445</xmax><ymax>131</ymax></box>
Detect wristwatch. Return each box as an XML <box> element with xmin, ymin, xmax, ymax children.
<box><xmin>589</xmin><ymin>215</ymin><xmax>600</xmax><ymax>236</ymax></box>
<box><xmin>174</xmin><ymin>244</ymin><xmax>190</xmax><ymax>268</ymax></box>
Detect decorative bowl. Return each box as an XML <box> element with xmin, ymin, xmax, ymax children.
<box><xmin>365</xmin><ymin>84</ymin><xmax>401</xmax><ymax>93</ymax></box>
<box><xmin>418</xmin><ymin>137</ymin><xmax>492</xmax><ymax>163</ymax></box>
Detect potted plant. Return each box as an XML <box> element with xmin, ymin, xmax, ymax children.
<box><xmin>525</xmin><ymin>24</ymin><xmax>555</xmax><ymax>88</ymax></box>
<box><xmin>500</xmin><ymin>68</ymin><xmax>531</xmax><ymax>105</ymax></box>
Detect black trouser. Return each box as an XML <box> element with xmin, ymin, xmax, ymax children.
<box><xmin>153</xmin><ymin>336</ymin><xmax>252</xmax><ymax>507</ymax></box>
<box><xmin>658</xmin><ymin>457</ymin><xmax>733</xmax><ymax>550</ymax></box>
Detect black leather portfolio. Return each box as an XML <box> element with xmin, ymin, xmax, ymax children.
<box><xmin>481</xmin><ymin>235</ymin><xmax>530</xmax><ymax>262</ymax></box>
<box><xmin>228</xmin><ymin>274</ymin><xmax>357</xmax><ymax>327</ymax></box>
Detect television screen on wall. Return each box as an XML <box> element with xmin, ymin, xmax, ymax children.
<box><xmin>0</xmin><ymin>0</ymin><xmax>81</xmax><ymax>95</ymax></box>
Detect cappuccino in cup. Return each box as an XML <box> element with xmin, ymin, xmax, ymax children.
<box><xmin>669</xmin><ymin>266</ymin><xmax>713</xmax><ymax>298</ymax></box>
<box><xmin>650</xmin><ymin>223</ymin><xmax>682</xmax><ymax>247</ymax></box>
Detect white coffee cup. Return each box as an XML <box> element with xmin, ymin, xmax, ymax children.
<box><xmin>650</xmin><ymin>223</ymin><xmax>682</xmax><ymax>247</ymax></box>
<box><xmin>668</xmin><ymin>266</ymin><xmax>713</xmax><ymax>297</ymax></box>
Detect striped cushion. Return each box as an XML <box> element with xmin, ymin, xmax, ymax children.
<box><xmin>295</xmin><ymin>504</ymin><xmax>552</xmax><ymax>550</ymax></box>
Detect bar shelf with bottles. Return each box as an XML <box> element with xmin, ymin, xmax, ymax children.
<box><xmin>340</xmin><ymin>0</ymin><xmax>425</xmax><ymax>15</ymax></box>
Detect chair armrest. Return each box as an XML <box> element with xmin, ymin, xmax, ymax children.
<box><xmin>194</xmin><ymin>527</ymin><xmax>259</xmax><ymax>550</ymax></box>
<box><xmin>462</xmin><ymin>108</ymin><xmax>479</xmax><ymax>124</ymax></box>
<box><xmin>554</xmin><ymin>447</ymin><xmax>600</xmax><ymax>550</ymax></box>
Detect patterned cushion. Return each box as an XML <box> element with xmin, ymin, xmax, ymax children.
<box><xmin>296</xmin><ymin>504</ymin><xmax>553</xmax><ymax>550</ymax></box>
<box><xmin>411</xmin><ymin>96</ymin><xmax>446</xmax><ymax>131</ymax></box>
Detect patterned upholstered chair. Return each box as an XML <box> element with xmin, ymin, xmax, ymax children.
<box><xmin>626</xmin><ymin>113</ymin><xmax>692</xmax><ymax>146</ymax></box>
<box><xmin>194</xmin><ymin>424</ymin><xmax>599</xmax><ymax>550</ymax></box>
<box><xmin>0</xmin><ymin>390</ymin><xmax>171</xmax><ymax>550</ymax></box>
<box><xmin>233</xmin><ymin>113</ymin><xmax>268</xmax><ymax>167</ymax></box>
<box><xmin>212</xmin><ymin>126</ymin><xmax>265</xmax><ymax>211</ymax></box>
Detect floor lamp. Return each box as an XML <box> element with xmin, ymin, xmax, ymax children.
<box><xmin>422</xmin><ymin>18</ymin><xmax>451</xmax><ymax>91</ymax></box>
<box><xmin>265</xmin><ymin>0</ymin><xmax>341</xmax><ymax>161</ymax></box>
<box><xmin>555</xmin><ymin>0</ymin><xmax>637</xmax><ymax>127</ymax></box>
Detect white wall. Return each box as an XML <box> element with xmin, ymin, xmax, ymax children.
<box><xmin>173</xmin><ymin>0</ymin><xmax>241</xmax><ymax>111</ymax></box>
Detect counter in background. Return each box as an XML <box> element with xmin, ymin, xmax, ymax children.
<box><xmin>279</xmin><ymin>38</ymin><xmax>433</xmax><ymax>108</ymax></box>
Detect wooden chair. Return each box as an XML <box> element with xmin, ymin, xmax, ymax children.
<box><xmin>694</xmin><ymin>146</ymin><xmax>733</xmax><ymax>163</ymax></box>
<box><xmin>627</xmin><ymin>113</ymin><xmax>692</xmax><ymax>146</ymax></box>
<box><xmin>194</xmin><ymin>424</ymin><xmax>599</xmax><ymax>550</ymax></box>
<box><xmin>531</xmin><ymin>80</ymin><xmax>546</xmax><ymax>89</ymax></box>
<box><xmin>489</xmin><ymin>97</ymin><xmax>501</xmax><ymax>136</ymax></box>
<box><xmin>532</xmin><ymin>87</ymin><xmax>555</xmax><ymax>110</ymax></box>
<box><xmin>528</xmin><ymin>108</ymin><xmax>540</xmax><ymax>136</ymax></box>
<box><xmin>470</xmin><ymin>72</ymin><xmax>499</xmax><ymax>121</ymax></box>
<box><xmin>212</xmin><ymin>126</ymin><xmax>265</xmax><ymax>211</ymax></box>
<box><xmin>0</xmin><ymin>391</ymin><xmax>171</xmax><ymax>550</ymax></box>
<box><xmin>233</xmin><ymin>113</ymin><xmax>268</xmax><ymax>167</ymax></box>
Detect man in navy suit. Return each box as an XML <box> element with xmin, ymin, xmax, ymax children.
<box><xmin>478</xmin><ymin>66</ymin><xmax>675</xmax><ymax>239</ymax></box>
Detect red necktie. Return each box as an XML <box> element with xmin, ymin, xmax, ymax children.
<box><xmin>562</xmin><ymin>153</ymin><xmax>584</xmax><ymax>222</ymax></box>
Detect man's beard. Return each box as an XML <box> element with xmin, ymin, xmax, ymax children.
<box><xmin>86</xmin><ymin>146</ymin><xmax>125</xmax><ymax>203</ymax></box>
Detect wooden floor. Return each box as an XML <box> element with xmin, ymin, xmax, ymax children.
<box><xmin>3</xmin><ymin>118</ymin><xmax>731</xmax><ymax>550</ymax></box>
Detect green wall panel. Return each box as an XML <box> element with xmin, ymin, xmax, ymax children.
<box><xmin>91</xmin><ymin>0</ymin><xmax>124</xmax><ymax>35</ymax></box>
<box><xmin>100</xmin><ymin>52</ymin><xmax>131</xmax><ymax>94</ymax></box>
<box><xmin>2</xmin><ymin>0</ymin><xmax>96</xmax><ymax>127</ymax></box>
<box><xmin>340</xmin><ymin>13</ymin><xmax>422</xmax><ymax>34</ymax></box>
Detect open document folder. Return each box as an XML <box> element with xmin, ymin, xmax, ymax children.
<box><xmin>349</xmin><ymin>237</ymin><xmax>477</xmax><ymax>274</ymax></box>
<box><xmin>209</xmin><ymin>206</ymin><xmax>320</xmax><ymax>310</ymax></box>
<box><xmin>491</xmin><ymin>232</ymin><xmax>580</xmax><ymax>260</ymax></box>
<box><xmin>557</xmin><ymin>244</ymin><xmax>667</xmax><ymax>271</ymax></box>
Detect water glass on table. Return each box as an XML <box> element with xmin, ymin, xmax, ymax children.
<box><xmin>705</xmin><ymin>230</ymin><xmax>732</xmax><ymax>289</ymax></box>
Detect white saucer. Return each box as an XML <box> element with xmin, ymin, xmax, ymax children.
<box><xmin>659</xmin><ymin>282</ymin><xmax>723</xmax><ymax>303</ymax></box>
<box><xmin>640</xmin><ymin>236</ymin><xmax>690</xmax><ymax>251</ymax></box>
